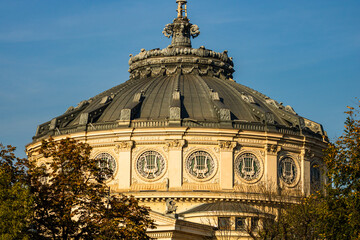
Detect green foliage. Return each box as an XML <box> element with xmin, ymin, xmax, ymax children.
<box><xmin>320</xmin><ymin>102</ymin><xmax>360</xmax><ymax>240</ymax></box>
<box><xmin>256</xmin><ymin>101</ymin><xmax>360</xmax><ymax>240</ymax></box>
<box><xmin>0</xmin><ymin>144</ymin><xmax>32</xmax><ymax>240</ymax></box>
<box><xmin>29</xmin><ymin>137</ymin><xmax>154</xmax><ymax>240</ymax></box>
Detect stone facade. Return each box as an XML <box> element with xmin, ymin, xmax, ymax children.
<box><xmin>27</xmin><ymin>125</ymin><xmax>326</xmax><ymax>239</ymax></box>
<box><xmin>26</xmin><ymin>1</ymin><xmax>328</xmax><ymax>239</ymax></box>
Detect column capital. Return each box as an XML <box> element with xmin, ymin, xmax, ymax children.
<box><xmin>218</xmin><ymin>140</ymin><xmax>237</xmax><ymax>152</ymax></box>
<box><xmin>265</xmin><ymin>144</ymin><xmax>281</xmax><ymax>155</ymax></box>
<box><xmin>301</xmin><ymin>148</ymin><xmax>315</xmax><ymax>159</ymax></box>
<box><xmin>115</xmin><ymin>140</ymin><xmax>134</xmax><ymax>153</ymax></box>
<box><xmin>164</xmin><ymin>139</ymin><xmax>186</xmax><ymax>151</ymax></box>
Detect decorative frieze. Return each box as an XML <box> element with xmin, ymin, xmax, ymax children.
<box><xmin>181</xmin><ymin>182</ymin><xmax>220</xmax><ymax>191</ymax></box>
<box><xmin>130</xmin><ymin>182</ymin><xmax>168</xmax><ymax>191</ymax></box>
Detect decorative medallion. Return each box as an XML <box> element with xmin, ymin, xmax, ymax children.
<box><xmin>136</xmin><ymin>151</ymin><xmax>165</xmax><ymax>180</ymax></box>
<box><xmin>186</xmin><ymin>151</ymin><xmax>215</xmax><ymax>180</ymax></box>
<box><xmin>279</xmin><ymin>157</ymin><xmax>297</xmax><ymax>185</ymax></box>
<box><xmin>235</xmin><ymin>153</ymin><xmax>261</xmax><ymax>182</ymax></box>
<box><xmin>95</xmin><ymin>153</ymin><xmax>116</xmax><ymax>180</ymax></box>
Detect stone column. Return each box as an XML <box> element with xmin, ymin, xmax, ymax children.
<box><xmin>301</xmin><ymin>148</ymin><xmax>313</xmax><ymax>195</ymax></box>
<box><xmin>115</xmin><ymin>141</ymin><xmax>134</xmax><ymax>189</ymax></box>
<box><xmin>165</xmin><ymin>140</ymin><xmax>186</xmax><ymax>189</ymax></box>
<box><xmin>264</xmin><ymin>144</ymin><xmax>281</xmax><ymax>191</ymax></box>
<box><xmin>218</xmin><ymin>141</ymin><xmax>237</xmax><ymax>190</ymax></box>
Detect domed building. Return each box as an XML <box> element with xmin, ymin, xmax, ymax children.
<box><xmin>27</xmin><ymin>1</ymin><xmax>328</xmax><ymax>239</ymax></box>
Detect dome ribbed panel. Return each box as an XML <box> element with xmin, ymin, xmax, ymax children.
<box><xmin>180</xmin><ymin>74</ymin><xmax>217</xmax><ymax>121</ymax></box>
<box><xmin>98</xmin><ymin>77</ymin><xmax>153</xmax><ymax>122</ymax></box>
<box><xmin>202</xmin><ymin>76</ymin><xmax>254</xmax><ymax>121</ymax></box>
<box><xmin>224</xmin><ymin>80</ymin><xmax>288</xmax><ymax>125</ymax></box>
<box><xmin>138</xmin><ymin>75</ymin><xmax>173</xmax><ymax>119</ymax></box>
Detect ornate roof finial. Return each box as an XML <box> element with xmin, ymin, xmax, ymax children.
<box><xmin>162</xmin><ymin>0</ymin><xmax>200</xmax><ymax>48</ymax></box>
<box><xmin>176</xmin><ymin>0</ymin><xmax>187</xmax><ymax>18</ymax></box>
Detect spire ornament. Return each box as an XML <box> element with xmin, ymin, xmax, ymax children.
<box><xmin>162</xmin><ymin>0</ymin><xmax>200</xmax><ymax>48</ymax></box>
<box><xmin>176</xmin><ymin>0</ymin><xmax>187</xmax><ymax>18</ymax></box>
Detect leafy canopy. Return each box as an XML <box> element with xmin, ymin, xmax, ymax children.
<box><xmin>29</xmin><ymin>137</ymin><xmax>154</xmax><ymax>240</ymax></box>
<box><xmin>0</xmin><ymin>144</ymin><xmax>32</xmax><ymax>240</ymax></box>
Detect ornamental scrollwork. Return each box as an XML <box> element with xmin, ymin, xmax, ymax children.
<box><xmin>164</xmin><ymin>139</ymin><xmax>186</xmax><ymax>152</ymax></box>
<box><xmin>218</xmin><ymin>141</ymin><xmax>237</xmax><ymax>151</ymax></box>
<box><xmin>115</xmin><ymin>141</ymin><xmax>134</xmax><ymax>153</ymax></box>
<box><xmin>302</xmin><ymin>148</ymin><xmax>315</xmax><ymax>159</ymax></box>
<box><xmin>265</xmin><ymin>144</ymin><xmax>281</xmax><ymax>154</ymax></box>
<box><xmin>162</xmin><ymin>23</ymin><xmax>174</xmax><ymax>38</ymax></box>
<box><xmin>190</xmin><ymin>24</ymin><xmax>200</xmax><ymax>38</ymax></box>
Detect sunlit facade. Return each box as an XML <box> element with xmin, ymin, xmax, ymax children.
<box><xmin>27</xmin><ymin>1</ymin><xmax>328</xmax><ymax>239</ymax></box>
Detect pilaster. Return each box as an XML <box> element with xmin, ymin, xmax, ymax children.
<box><xmin>165</xmin><ymin>139</ymin><xmax>186</xmax><ymax>189</ymax></box>
<box><xmin>218</xmin><ymin>141</ymin><xmax>237</xmax><ymax>189</ymax></box>
<box><xmin>301</xmin><ymin>148</ymin><xmax>313</xmax><ymax>195</ymax></box>
<box><xmin>265</xmin><ymin>144</ymin><xmax>281</xmax><ymax>191</ymax></box>
<box><xmin>115</xmin><ymin>141</ymin><xmax>134</xmax><ymax>189</ymax></box>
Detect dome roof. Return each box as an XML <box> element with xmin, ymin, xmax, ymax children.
<box><xmin>33</xmin><ymin>1</ymin><xmax>326</xmax><ymax>141</ymax></box>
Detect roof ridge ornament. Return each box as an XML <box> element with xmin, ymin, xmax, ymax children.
<box><xmin>162</xmin><ymin>0</ymin><xmax>200</xmax><ymax>48</ymax></box>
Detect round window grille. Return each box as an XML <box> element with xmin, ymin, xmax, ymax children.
<box><xmin>136</xmin><ymin>151</ymin><xmax>165</xmax><ymax>179</ymax></box>
<box><xmin>95</xmin><ymin>153</ymin><xmax>116</xmax><ymax>180</ymax></box>
<box><xmin>186</xmin><ymin>151</ymin><xmax>215</xmax><ymax>179</ymax></box>
<box><xmin>235</xmin><ymin>153</ymin><xmax>261</xmax><ymax>181</ymax></box>
<box><xmin>279</xmin><ymin>157</ymin><xmax>297</xmax><ymax>185</ymax></box>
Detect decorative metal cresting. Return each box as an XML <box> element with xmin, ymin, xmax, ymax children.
<box><xmin>163</xmin><ymin>0</ymin><xmax>200</xmax><ymax>48</ymax></box>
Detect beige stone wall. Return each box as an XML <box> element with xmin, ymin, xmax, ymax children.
<box><xmin>26</xmin><ymin>126</ymin><xmax>327</xmax><ymax>238</ymax></box>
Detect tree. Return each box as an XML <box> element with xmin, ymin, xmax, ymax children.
<box><xmin>0</xmin><ymin>143</ymin><xmax>32</xmax><ymax>240</ymax></box>
<box><xmin>318</xmin><ymin>101</ymin><xmax>360</xmax><ymax>240</ymax></box>
<box><xmin>28</xmin><ymin>137</ymin><xmax>154</xmax><ymax>240</ymax></box>
<box><xmin>256</xmin><ymin>101</ymin><xmax>360</xmax><ymax>240</ymax></box>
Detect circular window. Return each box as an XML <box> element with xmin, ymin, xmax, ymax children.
<box><xmin>95</xmin><ymin>153</ymin><xmax>116</xmax><ymax>180</ymax></box>
<box><xmin>186</xmin><ymin>151</ymin><xmax>215</xmax><ymax>179</ymax></box>
<box><xmin>279</xmin><ymin>157</ymin><xmax>297</xmax><ymax>185</ymax></box>
<box><xmin>136</xmin><ymin>151</ymin><xmax>165</xmax><ymax>179</ymax></box>
<box><xmin>235</xmin><ymin>153</ymin><xmax>261</xmax><ymax>181</ymax></box>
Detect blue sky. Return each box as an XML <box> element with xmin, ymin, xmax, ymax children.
<box><xmin>0</xmin><ymin>0</ymin><xmax>359</xmax><ymax>158</ymax></box>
